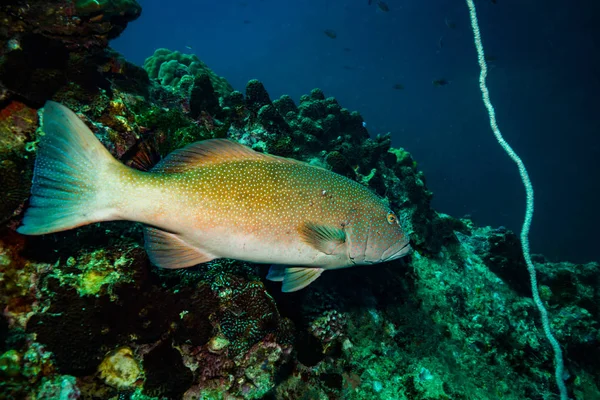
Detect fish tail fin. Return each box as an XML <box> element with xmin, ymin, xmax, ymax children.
<box><xmin>17</xmin><ymin>101</ymin><xmax>123</xmax><ymax>235</ymax></box>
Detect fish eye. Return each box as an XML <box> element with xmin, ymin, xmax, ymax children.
<box><xmin>386</xmin><ymin>211</ymin><xmax>398</xmax><ymax>225</ymax></box>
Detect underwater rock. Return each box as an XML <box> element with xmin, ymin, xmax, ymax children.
<box><xmin>74</xmin><ymin>0</ymin><xmax>141</xmax><ymax>19</ymax></box>
<box><xmin>0</xmin><ymin>231</ymin><xmax>42</xmax><ymax>332</ymax></box>
<box><xmin>0</xmin><ymin>0</ymin><xmax>141</xmax><ymax>106</ymax></box>
<box><xmin>0</xmin><ymin>159</ymin><xmax>31</xmax><ymax>225</ymax></box>
<box><xmin>0</xmin><ymin>100</ymin><xmax>38</xmax><ymax>155</ymax></box>
<box><xmin>180</xmin><ymin>325</ymin><xmax>294</xmax><ymax>399</ymax></box>
<box><xmin>98</xmin><ymin>49</ymin><xmax>150</xmax><ymax>98</ymax></box>
<box><xmin>143</xmin><ymin>340</ymin><xmax>193</xmax><ymax>399</ymax></box>
<box><xmin>0</xmin><ymin>101</ymin><xmax>37</xmax><ymax>223</ymax></box>
<box><xmin>0</xmin><ymin>318</ymin><xmax>7</xmax><ymax>352</ymax></box>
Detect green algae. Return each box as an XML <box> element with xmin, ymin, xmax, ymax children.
<box><xmin>51</xmin><ymin>248</ymin><xmax>137</xmax><ymax>297</ymax></box>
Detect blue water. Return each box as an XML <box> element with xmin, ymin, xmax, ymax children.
<box><xmin>112</xmin><ymin>0</ymin><xmax>600</xmax><ymax>264</ymax></box>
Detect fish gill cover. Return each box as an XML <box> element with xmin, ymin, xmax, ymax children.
<box><xmin>0</xmin><ymin>1</ymin><xmax>598</xmax><ymax>400</ymax></box>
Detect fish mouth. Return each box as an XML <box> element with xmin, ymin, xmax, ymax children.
<box><xmin>381</xmin><ymin>241</ymin><xmax>412</xmax><ymax>262</ymax></box>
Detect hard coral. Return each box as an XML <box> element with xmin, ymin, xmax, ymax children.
<box><xmin>189</xmin><ymin>73</ymin><xmax>222</xmax><ymax>120</ymax></box>
<box><xmin>309</xmin><ymin>310</ymin><xmax>348</xmax><ymax>349</ymax></box>
<box><xmin>273</xmin><ymin>94</ymin><xmax>298</xmax><ymax>117</ymax></box>
<box><xmin>214</xmin><ymin>276</ymin><xmax>281</xmax><ymax>356</ymax></box>
<box><xmin>258</xmin><ymin>104</ymin><xmax>291</xmax><ymax>135</ymax></box>
<box><xmin>245</xmin><ymin>79</ymin><xmax>273</xmax><ymax>116</ymax></box>
<box><xmin>143</xmin><ymin>48</ymin><xmax>233</xmax><ymax>98</ymax></box>
<box><xmin>98</xmin><ymin>346</ymin><xmax>142</xmax><ymax>390</ymax></box>
<box><xmin>325</xmin><ymin>150</ymin><xmax>355</xmax><ymax>178</ymax></box>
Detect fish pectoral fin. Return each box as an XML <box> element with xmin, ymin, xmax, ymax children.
<box><xmin>299</xmin><ymin>222</ymin><xmax>346</xmax><ymax>254</ymax></box>
<box><xmin>144</xmin><ymin>227</ymin><xmax>214</xmax><ymax>269</ymax></box>
<box><xmin>278</xmin><ymin>267</ymin><xmax>325</xmax><ymax>293</ymax></box>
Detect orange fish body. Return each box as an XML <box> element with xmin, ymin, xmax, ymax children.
<box><xmin>18</xmin><ymin>102</ymin><xmax>411</xmax><ymax>291</ymax></box>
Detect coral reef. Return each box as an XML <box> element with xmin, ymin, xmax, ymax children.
<box><xmin>0</xmin><ymin>1</ymin><xmax>598</xmax><ymax>400</ymax></box>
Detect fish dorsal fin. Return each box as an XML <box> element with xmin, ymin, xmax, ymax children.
<box><xmin>152</xmin><ymin>138</ymin><xmax>305</xmax><ymax>173</ymax></box>
<box><xmin>299</xmin><ymin>222</ymin><xmax>347</xmax><ymax>255</ymax></box>
<box><xmin>267</xmin><ymin>266</ymin><xmax>325</xmax><ymax>292</ymax></box>
<box><xmin>144</xmin><ymin>226</ymin><xmax>215</xmax><ymax>268</ymax></box>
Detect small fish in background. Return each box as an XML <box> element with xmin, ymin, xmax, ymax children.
<box><xmin>432</xmin><ymin>79</ymin><xmax>450</xmax><ymax>87</ymax></box>
<box><xmin>342</xmin><ymin>65</ymin><xmax>354</xmax><ymax>70</ymax></box>
<box><xmin>444</xmin><ymin>17</ymin><xmax>456</xmax><ymax>29</ymax></box>
<box><xmin>18</xmin><ymin>102</ymin><xmax>412</xmax><ymax>293</ymax></box>
<box><xmin>485</xmin><ymin>55</ymin><xmax>497</xmax><ymax>63</ymax></box>
<box><xmin>324</xmin><ymin>29</ymin><xmax>337</xmax><ymax>39</ymax></box>
<box><xmin>392</xmin><ymin>83</ymin><xmax>404</xmax><ymax>90</ymax></box>
<box><xmin>343</xmin><ymin>47</ymin><xmax>352</xmax><ymax>52</ymax></box>
<box><xmin>243</xmin><ymin>20</ymin><xmax>251</xmax><ymax>24</ymax></box>
<box><xmin>185</xmin><ymin>45</ymin><xmax>193</xmax><ymax>50</ymax></box>
<box><xmin>376</xmin><ymin>1</ymin><xmax>390</xmax><ymax>12</ymax></box>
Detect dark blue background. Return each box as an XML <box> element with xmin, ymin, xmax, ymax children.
<box><xmin>112</xmin><ymin>0</ymin><xmax>599</xmax><ymax>264</ymax></box>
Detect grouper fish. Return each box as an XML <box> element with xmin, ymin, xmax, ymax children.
<box><xmin>17</xmin><ymin>101</ymin><xmax>411</xmax><ymax>292</ymax></box>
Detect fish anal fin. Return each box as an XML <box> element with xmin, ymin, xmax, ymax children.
<box><xmin>299</xmin><ymin>222</ymin><xmax>346</xmax><ymax>254</ymax></box>
<box><xmin>271</xmin><ymin>267</ymin><xmax>324</xmax><ymax>293</ymax></box>
<box><xmin>144</xmin><ymin>227</ymin><xmax>214</xmax><ymax>269</ymax></box>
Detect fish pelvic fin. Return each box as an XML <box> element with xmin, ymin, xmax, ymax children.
<box><xmin>266</xmin><ymin>265</ymin><xmax>287</xmax><ymax>282</ymax></box>
<box><xmin>299</xmin><ymin>222</ymin><xmax>346</xmax><ymax>254</ymax></box>
<box><xmin>267</xmin><ymin>266</ymin><xmax>325</xmax><ymax>292</ymax></box>
<box><xmin>17</xmin><ymin>101</ymin><xmax>123</xmax><ymax>235</ymax></box>
<box><xmin>144</xmin><ymin>227</ymin><xmax>215</xmax><ymax>269</ymax></box>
